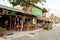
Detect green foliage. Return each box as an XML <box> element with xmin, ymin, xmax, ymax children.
<box><xmin>9</xmin><ymin>0</ymin><xmax>46</xmax><ymax>6</ymax></box>
<box><xmin>25</xmin><ymin>0</ymin><xmax>46</xmax><ymax>4</ymax></box>
<box><xmin>0</xmin><ymin>27</ymin><xmax>3</xmax><ymax>33</ymax></box>
<box><xmin>9</xmin><ymin>0</ymin><xmax>22</xmax><ymax>6</ymax></box>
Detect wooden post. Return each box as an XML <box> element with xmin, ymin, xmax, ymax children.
<box><xmin>9</xmin><ymin>16</ymin><xmax>11</xmax><ymax>30</ymax></box>
<box><xmin>14</xmin><ymin>16</ymin><xmax>16</xmax><ymax>30</ymax></box>
<box><xmin>23</xmin><ymin>16</ymin><xmax>26</xmax><ymax>31</ymax></box>
<box><xmin>33</xmin><ymin>17</ymin><xmax>37</xmax><ymax>29</ymax></box>
<box><xmin>35</xmin><ymin>18</ymin><xmax>37</xmax><ymax>29</ymax></box>
<box><xmin>20</xmin><ymin>20</ymin><xmax>23</xmax><ymax>31</ymax></box>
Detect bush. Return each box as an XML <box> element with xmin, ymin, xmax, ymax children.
<box><xmin>0</xmin><ymin>27</ymin><xmax>3</xmax><ymax>34</ymax></box>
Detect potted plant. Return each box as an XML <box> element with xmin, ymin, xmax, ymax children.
<box><xmin>0</xmin><ymin>27</ymin><xmax>3</xmax><ymax>37</ymax></box>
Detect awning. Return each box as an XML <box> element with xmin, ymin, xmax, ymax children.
<box><xmin>0</xmin><ymin>4</ymin><xmax>37</xmax><ymax>17</ymax></box>
<box><xmin>37</xmin><ymin>16</ymin><xmax>53</xmax><ymax>22</ymax></box>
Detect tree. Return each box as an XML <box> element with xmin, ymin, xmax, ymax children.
<box><xmin>9</xmin><ymin>0</ymin><xmax>22</xmax><ymax>7</ymax></box>
<box><xmin>9</xmin><ymin>0</ymin><xmax>46</xmax><ymax>7</ymax></box>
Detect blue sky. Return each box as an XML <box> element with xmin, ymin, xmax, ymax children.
<box><xmin>0</xmin><ymin>0</ymin><xmax>60</xmax><ymax>17</ymax></box>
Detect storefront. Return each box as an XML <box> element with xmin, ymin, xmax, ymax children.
<box><xmin>0</xmin><ymin>6</ymin><xmax>37</xmax><ymax>31</ymax></box>
<box><xmin>37</xmin><ymin>17</ymin><xmax>53</xmax><ymax>30</ymax></box>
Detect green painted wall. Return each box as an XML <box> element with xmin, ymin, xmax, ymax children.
<box><xmin>9</xmin><ymin>10</ymin><xmax>17</xmax><ymax>14</ymax></box>
<box><xmin>32</xmin><ymin>6</ymin><xmax>42</xmax><ymax>16</ymax></box>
